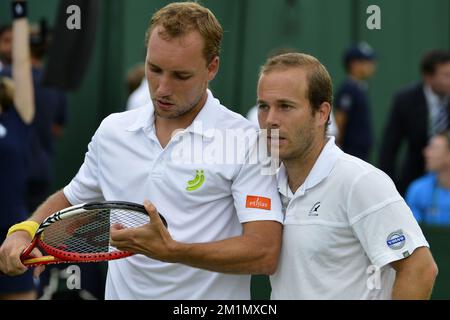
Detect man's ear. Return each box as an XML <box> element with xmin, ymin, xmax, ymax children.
<box><xmin>317</xmin><ymin>102</ymin><xmax>332</xmax><ymax>127</ymax></box>
<box><xmin>207</xmin><ymin>56</ymin><xmax>220</xmax><ymax>81</ymax></box>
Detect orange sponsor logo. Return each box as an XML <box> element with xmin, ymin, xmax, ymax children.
<box><xmin>246</xmin><ymin>195</ymin><xmax>271</xmax><ymax>210</ymax></box>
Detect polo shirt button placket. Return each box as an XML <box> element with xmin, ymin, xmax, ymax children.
<box><xmin>151</xmin><ymin>152</ymin><xmax>167</xmax><ymax>180</ymax></box>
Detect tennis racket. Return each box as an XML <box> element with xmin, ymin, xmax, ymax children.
<box><xmin>20</xmin><ymin>201</ymin><xmax>168</xmax><ymax>267</ymax></box>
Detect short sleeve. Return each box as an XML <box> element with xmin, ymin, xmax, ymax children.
<box><xmin>348</xmin><ymin>170</ymin><xmax>429</xmax><ymax>268</ymax></box>
<box><xmin>231</xmin><ymin>134</ymin><xmax>283</xmax><ymax>224</ymax></box>
<box><xmin>63</xmin><ymin>128</ymin><xmax>104</xmax><ymax>204</ymax></box>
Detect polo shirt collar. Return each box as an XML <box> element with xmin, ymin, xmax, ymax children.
<box><xmin>185</xmin><ymin>89</ymin><xmax>219</xmax><ymax>137</ymax></box>
<box><xmin>278</xmin><ymin>136</ymin><xmax>343</xmax><ymax>197</ymax></box>
<box><xmin>125</xmin><ymin>89</ymin><xmax>219</xmax><ymax>137</ymax></box>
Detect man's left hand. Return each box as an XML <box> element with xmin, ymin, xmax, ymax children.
<box><xmin>110</xmin><ymin>200</ymin><xmax>178</xmax><ymax>263</ymax></box>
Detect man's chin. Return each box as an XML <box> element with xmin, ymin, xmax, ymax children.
<box><xmin>266</xmin><ymin>145</ymin><xmax>289</xmax><ymax>161</ymax></box>
<box><xmin>155</xmin><ymin>110</ymin><xmax>179</xmax><ymax>119</ymax></box>
<box><xmin>154</xmin><ymin>102</ymin><xmax>179</xmax><ymax>118</ymax></box>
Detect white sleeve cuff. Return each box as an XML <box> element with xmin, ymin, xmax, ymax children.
<box><xmin>371</xmin><ymin>238</ymin><xmax>430</xmax><ymax>268</ymax></box>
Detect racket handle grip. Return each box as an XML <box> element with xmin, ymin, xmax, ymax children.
<box><xmin>22</xmin><ymin>256</ymin><xmax>59</xmax><ymax>267</ymax></box>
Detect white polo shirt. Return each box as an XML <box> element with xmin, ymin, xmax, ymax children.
<box><xmin>270</xmin><ymin>137</ymin><xmax>429</xmax><ymax>300</ymax></box>
<box><xmin>64</xmin><ymin>90</ymin><xmax>283</xmax><ymax>300</ymax></box>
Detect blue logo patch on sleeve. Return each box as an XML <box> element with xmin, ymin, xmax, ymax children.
<box><xmin>386</xmin><ymin>230</ymin><xmax>406</xmax><ymax>250</ymax></box>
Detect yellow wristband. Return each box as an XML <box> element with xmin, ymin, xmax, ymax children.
<box><xmin>7</xmin><ymin>221</ymin><xmax>40</xmax><ymax>238</ymax></box>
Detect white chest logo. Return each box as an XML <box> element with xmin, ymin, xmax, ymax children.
<box><xmin>308</xmin><ymin>202</ymin><xmax>321</xmax><ymax>216</ymax></box>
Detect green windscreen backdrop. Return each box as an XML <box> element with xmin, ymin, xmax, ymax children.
<box><xmin>0</xmin><ymin>0</ymin><xmax>449</xmax><ymax>299</ymax></box>
<box><xmin>420</xmin><ymin>226</ymin><xmax>450</xmax><ymax>300</ymax></box>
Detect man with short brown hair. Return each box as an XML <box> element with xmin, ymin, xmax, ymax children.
<box><xmin>257</xmin><ymin>52</ymin><xmax>437</xmax><ymax>299</ymax></box>
<box><xmin>0</xmin><ymin>2</ymin><xmax>283</xmax><ymax>300</ymax></box>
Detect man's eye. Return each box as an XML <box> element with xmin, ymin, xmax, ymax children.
<box><xmin>175</xmin><ymin>74</ymin><xmax>192</xmax><ymax>80</ymax></box>
<box><xmin>258</xmin><ymin>104</ymin><xmax>269</xmax><ymax>111</ymax></box>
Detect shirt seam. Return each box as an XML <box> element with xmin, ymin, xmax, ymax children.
<box><xmin>283</xmin><ymin>218</ymin><xmax>349</xmax><ymax>228</ymax></box>
<box><xmin>349</xmin><ymin>197</ymin><xmax>404</xmax><ymax>226</ymax></box>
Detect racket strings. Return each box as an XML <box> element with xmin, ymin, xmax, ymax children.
<box><xmin>41</xmin><ymin>208</ymin><xmax>149</xmax><ymax>254</ymax></box>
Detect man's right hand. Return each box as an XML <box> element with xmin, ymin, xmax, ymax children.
<box><xmin>0</xmin><ymin>231</ymin><xmax>43</xmax><ymax>277</ymax></box>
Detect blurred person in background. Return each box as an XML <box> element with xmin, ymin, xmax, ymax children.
<box><xmin>406</xmin><ymin>130</ymin><xmax>450</xmax><ymax>225</ymax></box>
<box><xmin>126</xmin><ymin>63</ymin><xmax>151</xmax><ymax>111</ymax></box>
<box><xmin>334</xmin><ymin>42</ymin><xmax>377</xmax><ymax>161</ymax></box>
<box><xmin>0</xmin><ymin>24</ymin><xmax>12</xmax><ymax>72</ymax></box>
<box><xmin>126</xmin><ymin>63</ymin><xmax>145</xmax><ymax>97</ymax></box>
<box><xmin>379</xmin><ymin>50</ymin><xmax>450</xmax><ymax>195</ymax></box>
<box><xmin>1</xmin><ymin>19</ymin><xmax>68</xmax><ymax>213</ymax></box>
<box><xmin>0</xmin><ymin>0</ymin><xmax>36</xmax><ymax>300</ymax></box>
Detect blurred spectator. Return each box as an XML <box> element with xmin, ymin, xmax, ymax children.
<box><xmin>28</xmin><ymin>21</ymin><xmax>68</xmax><ymax>211</ymax></box>
<box><xmin>334</xmin><ymin>42</ymin><xmax>377</xmax><ymax>161</ymax></box>
<box><xmin>0</xmin><ymin>1</ymin><xmax>36</xmax><ymax>300</ymax></box>
<box><xmin>126</xmin><ymin>63</ymin><xmax>145</xmax><ymax>96</ymax></box>
<box><xmin>1</xmin><ymin>20</ymin><xmax>69</xmax><ymax>212</ymax></box>
<box><xmin>126</xmin><ymin>64</ymin><xmax>151</xmax><ymax>111</ymax></box>
<box><xmin>0</xmin><ymin>24</ymin><xmax>12</xmax><ymax>72</ymax></box>
<box><xmin>379</xmin><ymin>50</ymin><xmax>450</xmax><ymax>195</ymax></box>
<box><xmin>245</xmin><ymin>105</ymin><xmax>258</xmax><ymax>124</ymax></box>
<box><xmin>406</xmin><ymin>131</ymin><xmax>450</xmax><ymax>225</ymax></box>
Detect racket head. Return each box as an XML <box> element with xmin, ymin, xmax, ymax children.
<box><xmin>21</xmin><ymin>201</ymin><xmax>167</xmax><ymax>267</ymax></box>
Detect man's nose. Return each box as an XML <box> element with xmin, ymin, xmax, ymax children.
<box><xmin>264</xmin><ymin>108</ymin><xmax>281</xmax><ymax>129</ymax></box>
<box><xmin>155</xmin><ymin>75</ymin><xmax>173</xmax><ymax>97</ymax></box>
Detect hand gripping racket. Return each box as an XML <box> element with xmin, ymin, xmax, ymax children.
<box><xmin>20</xmin><ymin>201</ymin><xmax>167</xmax><ymax>267</ymax></box>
